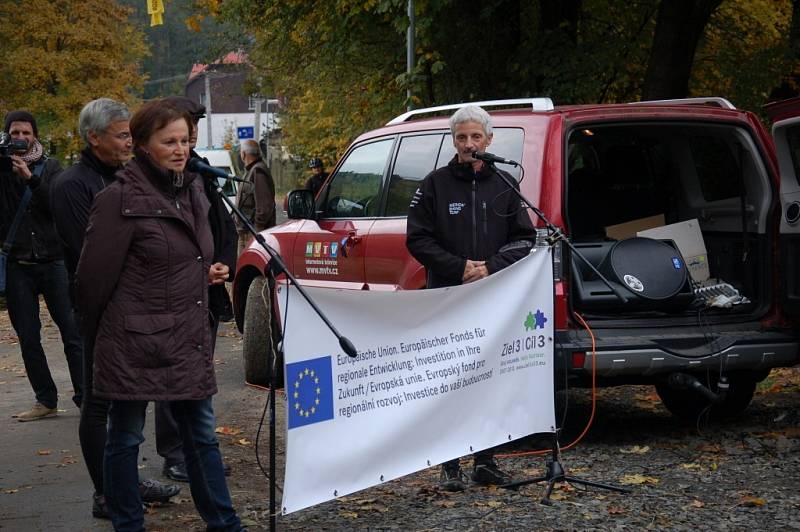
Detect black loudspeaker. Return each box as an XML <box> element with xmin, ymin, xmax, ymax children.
<box><xmin>571</xmin><ymin>237</ymin><xmax>694</xmax><ymax>311</ymax></box>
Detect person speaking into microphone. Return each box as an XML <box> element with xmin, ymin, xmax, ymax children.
<box><xmin>405</xmin><ymin>104</ymin><xmax>537</xmax><ymax>492</ymax></box>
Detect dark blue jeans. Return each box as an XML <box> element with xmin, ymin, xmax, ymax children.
<box><xmin>105</xmin><ymin>398</ymin><xmax>241</xmax><ymax>532</ymax></box>
<box><xmin>5</xmin><ymin>260</ymin><xmax>83</xmax><ymax>408</ymax></box>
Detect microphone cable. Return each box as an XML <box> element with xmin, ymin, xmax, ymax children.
<box><xmin>245</xmin><ymin>273</ymin><xmax>288</xmax><ymax>495</ymax></box>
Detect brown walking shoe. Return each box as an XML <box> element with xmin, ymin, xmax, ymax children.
<box><xmin>13</xmin><ymin>402</ymin><xmax>58</xmax><ymax>422</ymax></box>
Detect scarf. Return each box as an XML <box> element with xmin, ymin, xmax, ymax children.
<box><xmin>20</xmin><ymin>139</ymin><xmax>43</xmax><ymax>164</ymax></box>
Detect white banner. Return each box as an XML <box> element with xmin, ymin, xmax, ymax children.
<box><xmin>278</xmin><ymin>249</ymin><xmax>556</xmax><ymax>514</ymax></box>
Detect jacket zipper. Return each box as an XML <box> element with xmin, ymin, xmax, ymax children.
<box><xmin>471</xmin><ymin>179</ymin><xmax>477</xmax><ymax>256</ymax></box>
<box><xmin>482</xmin><ymin>201</ymin><xmax>488</xmax><ymax>237</ymax></box>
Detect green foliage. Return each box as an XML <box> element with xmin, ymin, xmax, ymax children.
<box><xmin>0</xmin><ymin>0</ymin><xmax>147</xmax><ymax>159</ymax></box>
<box><xmin>211</xmin><ymin>0</ymin><xmax>797</xmax><ymax>161</ymax></box>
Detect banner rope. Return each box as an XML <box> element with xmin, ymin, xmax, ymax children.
<box><xmin>496</xmin><ymin>311</ymin><xmax>598</xmax><ymax>458</ymax></box>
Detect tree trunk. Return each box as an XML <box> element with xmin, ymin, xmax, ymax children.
<box><xmin>641</xmin><ymin>0</ymin><xmax>722</xmax><ymax>100</ymax></box>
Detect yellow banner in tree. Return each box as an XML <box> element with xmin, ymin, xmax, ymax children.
<box><xmin>147</xmin><ymin>0</ymin><xmax>164</xmax><ymax>27</ymax></box>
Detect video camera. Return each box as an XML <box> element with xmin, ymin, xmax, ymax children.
<box><xmin>0</xmin><ymin>132</ymin><xmax>29</xmax><ymax>172</ymax></box>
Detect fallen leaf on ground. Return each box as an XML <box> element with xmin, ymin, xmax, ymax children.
<box><xmin>679</xmin><ymin>463</ymin><xmax>702</xmax><ymax>470</ymax></box>
<box><xmin>620</xmin><ymin>445</ymin><xmax>650</xmax><ymax>454</ymax></box>
<box><xmin>607</xmin><ymin>505</ymin><xmax>626</xmax><ymax>515</ymax></box>
<box><xmin>619</xmin><ymin>474</ymin><xmax>659</xmax><ymax>485</ymax></box>
<box><xmin>215</xmin><ymin>426</ymin><xmax>242</xmax><ymax>435</ymax></box>
<box><xmin>738</xmin><ymin>496</ymin><xmax>766</xmax><ymax>507</ymax></box>
<box><xmin>689</xmin><ymin>500</ymin><xmax>705</xmax><ymax>508</ymax></box>
<box><xmin>234</xmin><ymin>438</ymin><xmax>252</xmax><ymax>446</ymax></box>
<box><xmin>36</xmin><ymin>449</ymin><xmax>51</xmax><ymax>456</ymax></box>
<box><xmin>436</xmin><ymin>500</ymin><xmax>457</xmax><ymax>508</ymax></box>
<box><xmin>2</xmin><ymin>489</ymin><xmax>18</xmax><ymax>494</ymax></box>
<box><xmin>339</xmin><ymin>511</ymin><xmax>359</xmax><ymax>518</ymax></box>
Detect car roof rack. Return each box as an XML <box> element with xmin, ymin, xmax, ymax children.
<box><xmin>386</xmin><ymin>97</ymin><xmax>555</xmax><ymax>125</ymax></box>
<box><xmin>630</xmin><ymin>97</ymin><xmax>736</xmax><ymax>110</ymax></box>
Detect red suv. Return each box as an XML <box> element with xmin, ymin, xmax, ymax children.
<box><xmin>233</xmin><ymin>97</ymin><xmax>800</xmax><ymax>420</ymax></box>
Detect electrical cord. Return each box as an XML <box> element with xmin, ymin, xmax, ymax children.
<box><xmin>496</xmin><ymin>310</ymin><xmax>598</xmax><ymax>459</ymax></box>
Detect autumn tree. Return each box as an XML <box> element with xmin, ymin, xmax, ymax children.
<box><xmin>0</xmin><ymin>0</ymin><xmax>147</xmax><ymax>158</ymax></box>
<box><xmin>205</xmin><ymin>0</ymin><xmax>796</xmax><ymax>161</ymax></box>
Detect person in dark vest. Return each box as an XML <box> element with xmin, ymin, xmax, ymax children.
<box><xmin>236</xmin><ymin>139</ymin><xmax>276</xmax><ymax>256</ymax></box>
<box><xmin>0</xmin><ymin>110</ymin><xmax>83</xmax><ymax>422</ymax></box>
<box><xmin>50</xmin><ymin>98</ymin><xmax>180</xmax><ymax>519</ymax></box>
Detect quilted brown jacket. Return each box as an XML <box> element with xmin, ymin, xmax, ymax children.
<box><xmin>75</xmin><ymin>156</ymin><xmax>217</xmax><ymax>401</ymax></box>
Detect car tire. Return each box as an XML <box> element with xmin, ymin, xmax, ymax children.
<box><xmin>242</xmin><ymin>276</ymin><xmax>282</xmax><ymax>387</ymax></box>
<box><xmin>655</xmin><ymin>374</ymin><xmax>756</xmax><ymax>421</ymax></box>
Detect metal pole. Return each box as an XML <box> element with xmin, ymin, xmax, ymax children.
<box><xmin>406</xmin><ymin>0</ymin><xmax>414</xmax><ymax>111</ymax></box>
<box><xmin>205</xmin><ymin>72</ymin><xmax>213</xmax><ymax>148</ymax></box>
<box><xmin>253</xmin><ymin>97</ymin><xmax>263</xmax><ymax>146</ymax></box>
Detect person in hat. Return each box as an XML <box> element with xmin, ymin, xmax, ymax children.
<box><xmin>0</xmin><ymin>111</ymin><xmax>83</xmax><ymax>421</ymax></box>
<box><xmin>305</xmin><ymin>157</ymin><xmax>328</xmax><ymax>197</ymax></box>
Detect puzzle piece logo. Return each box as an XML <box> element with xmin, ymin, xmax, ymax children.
<box><xmin>524</xmin><ymin>309</ymin><xmax>548</xmax><ymax>331</ymax></box>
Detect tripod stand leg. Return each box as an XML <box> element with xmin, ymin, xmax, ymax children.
<box><xmin>563</xmin><ymin>476</ymin><xmax>630</xmax><ymax>493</ymax></box>
<box><xmin>501</xmin><ymin>475</ymin><xmax>547</xmax><ymax>491</ymax></box>
<box><xmin>541</xmin><ymin>478</ymin><xmax>557</xmax><ymax>506</ymax></box>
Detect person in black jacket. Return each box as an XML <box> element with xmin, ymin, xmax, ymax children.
<box><xmin>0</xmin><ymin>111</ymin><xmax>83</xmax><ymax>422</ymax></box>
<box><xmin>406</xmin><ymin>105</ymin><xmax>536</xmax><ymax>492</ymax></box>
<box><xmin>305</xmin><ymin>157</ymin><xmax>328</xmax><ymax>197</ymax></box>
<box><xmin>159</xmin><ymin>95</ymin><xmax>238</xmax><ymax>482</ymax></box>
<box><xmin>50</xmin><ymin>98</ymin><xmax>181</xmax><ymax>519</ymax></box>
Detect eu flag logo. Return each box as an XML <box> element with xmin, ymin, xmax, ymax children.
<box><xmin>286</xmin><ymin>355</ymin><xmax>334</xmax><ymax>429</ymax></box>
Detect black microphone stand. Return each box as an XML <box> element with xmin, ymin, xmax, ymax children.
<box><xmin>476</xmin><ymin>154</ymin><xmax>629</xmax><ymax>502</ymax></box>
<box><xmin>195</xmin><ymin>164</ymin><xmax>357</xmax><ymax>532</ymax></box>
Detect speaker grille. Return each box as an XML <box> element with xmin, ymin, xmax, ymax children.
<box><xmin>603</xmin><ymin>238</ymin><xmax>688</xmax><ymax>300</ymax></box>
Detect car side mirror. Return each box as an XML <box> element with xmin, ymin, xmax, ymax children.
<box><xmin>287</xmin><ymin>189</ymin><xmax>315</xmax><ymax>219</ymax></box>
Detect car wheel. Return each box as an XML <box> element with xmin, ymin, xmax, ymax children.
<box><xmin>655</xmin><ymin>374</ymin><xmax>756</xmax><ymax>421</ymax></box>
<box><xmin>242</xmin><ymin>276</ymin><xmax>283</xmax><ymax>387</ymax></box>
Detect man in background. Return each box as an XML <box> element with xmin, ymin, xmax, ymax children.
<box><xmin>0</xmin><ymin>111</ymin><xmax>83</xmax><ymax>422</ymax></box>
<box><xmin>236</xmin><ymin>139</ymin><xmax>276</xmax><ymax>256</ymax></box>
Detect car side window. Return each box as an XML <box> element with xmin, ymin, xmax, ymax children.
<box><xmin>321</xmin><ymin>139</ymin><xmax>393</xmax><ymax>218</ymax></box>
<box><xmin>385</xmin><ymin>134</ymin><xmax>443</xmax><ymax>216</ymax></box>
<box><xmin>438</xmin><ymin>128</ymin><xmax>525</xmax><ymax>180</ymax></box>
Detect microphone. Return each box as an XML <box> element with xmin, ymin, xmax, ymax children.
<box><xmin>472</xmin><ymin>151</ymin><xmax>520</xmax><ymax>167</ymax></box>
<box><xmin>186</xmin><ymin>157</ymin><xmax>245</xmax><ymax>182</ymax></box>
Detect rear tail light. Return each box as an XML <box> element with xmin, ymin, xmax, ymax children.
<box><xmin>571</xmin><ymin>351</ymin><xmax>586</xmax><ymax>369</ymax></box>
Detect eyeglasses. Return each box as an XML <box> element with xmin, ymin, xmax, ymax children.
<box><xmin>105</xmin><ymin>131</ymin><xmax>132</xmax><ymax>141</ymax></box>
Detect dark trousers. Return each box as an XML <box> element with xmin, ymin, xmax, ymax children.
<box><xmin>6</xmin><ymin>260</ymin><xmax>83</xmax><ymax>409</ymax></box>
<box><xmin>105</xmin><ymin>398</ymin><xmax>241</xmax><ymax>532</ymax></box>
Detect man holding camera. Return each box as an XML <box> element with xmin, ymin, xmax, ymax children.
<box><xmin>0</xmin><ymin>111</ymin><xmax>83</xmax><ymax>421</ymax></box>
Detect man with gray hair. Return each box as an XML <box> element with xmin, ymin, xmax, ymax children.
<box><xmin>406</xmin><ymin>105</ymin><xmax>536</xmax><ymax>492</ymax></box>
<box><xmin>236</xmin><ymin>138</ymin><xmax>276</xmax><ymax>256</ymax></box>
<box><xmin>50</xmin><ymin>97</ymin><xmax>180</xmax><ymax>519</ymax></box>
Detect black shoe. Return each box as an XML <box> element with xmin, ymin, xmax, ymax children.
<box><xmin>439</xmin><ymin>463</ymin><xmax>466</xmax><ymax>492</ymax></box>
<box><xmin>471</xmin><ymin>460</ymin><xmax>512</xmax><ymax>486</ymax></box>
<box><xmin>163</xmin><ymin>462</ymin><xmax>189</xmax><ymax>483</ymax></box>
<box><xmin>139</xmin><ymin>478</ymin><xmax>181</xmax><ymax>502</ymax></box>
<box><xmin>92</xmin><ymin>493</ymin><xmax>109</xmax><ymax>519</ymax></box>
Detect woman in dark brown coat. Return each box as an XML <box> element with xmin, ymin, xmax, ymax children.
<box><xmin>75</xmin><ymin>100</ymin><xmax>242</xmax><ymax>532</ymax></box>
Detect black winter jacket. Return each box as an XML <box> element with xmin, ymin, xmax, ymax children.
<box><xmin>406</xmin><ymin>156</ymin><xmax>536</xmax><ymax>288</ymax></box>
<box><xmin>191</xmin><ymin>149</ymin><xmax>237</xmax><ymax>320</ymax></box>
<box><xmin>0</xmin><ymin>156</ymin><xmax>63</xmax><ymax>262</ymax></box>
<box><xmin>50</xmin><ymin>148</ymin><xmax>121</xmax><ymax>286</ymax></box>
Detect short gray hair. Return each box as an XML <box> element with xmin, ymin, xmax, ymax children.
<box><xmin>241</xmin><ymin>139</ymin><xmax>261</xmax><ymax>156</ymax></box>
<box><xmin>449</xmin><ymin>105</ymin><xmax>492</xmax><ymax>137</ymax></box>
<box><xmin>78</xmin><ymin>98</ymin><xmax>131</xmax><ymax>144</ymax></box>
